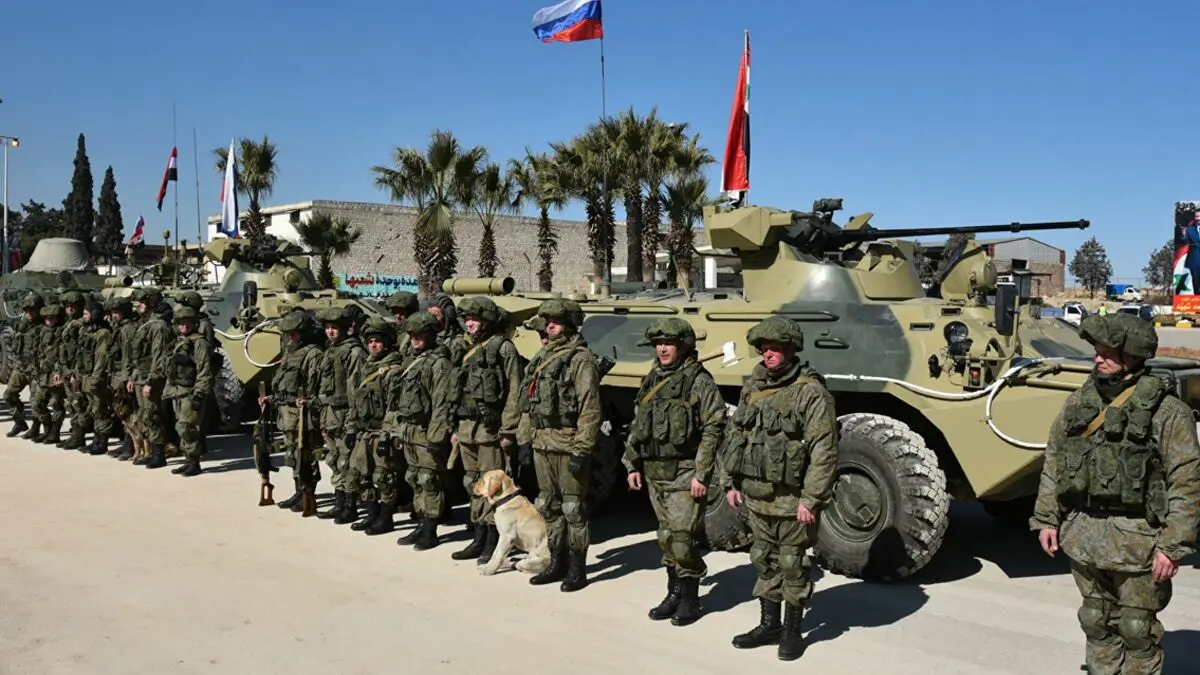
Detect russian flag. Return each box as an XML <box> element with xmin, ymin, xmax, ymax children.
<box><xmin>533</xmin><ymin>0</ymin><xmax>603</xmax><ymax>43</ymax></box>
<box><xmin>219</xmin><ymin>139</ymin><xmax>240</xmax><ymax>239</ymax></box>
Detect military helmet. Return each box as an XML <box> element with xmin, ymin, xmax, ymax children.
<box><xmin>361</xmin><ymin>317</ymin><xmax>395</xmax><ymax>343</ymax></box>
<box><xmin>403</xmin><ymin>310</ymin><xmax>440</xmax><ymax>336</ymax></box>
<box><xmin>178</xmin><ymin>291</ymin><xmax>205</xmax><ymax>310</ymax></box>
<box><xmin>523</xmin><ymin>315</ymin><xmax>549</xmax><ymax>334</ymax></box>
<box><xmin>40</xmin><ymin>304</ymin><xmax>63</xmax><ymax>319</ymax></box>
<box><xmin>316</xmin><ymin>307</ymin><xmax>345</xmax><ymax>325</ymax></box>
<box><xmin>537</xmin><ymin>298</ymin><xmax>584</xmax><ymax>330</ymax></box>
<box><xmin>458</xmin><ymin>296</ymin><xmax>501</xmax><ymax>324</ymax></box>
<box><xmin>278</xmin><ymin>310</ymin><xmax>313</xmax><ymax>334</ymax></box>
<box><xmin>139</xmin><ymin>287</ymin><xmax>163</xmax><ymax>307</ymax></box>
<box><xmin>104</xmin><ymin>296</ymin><xmax>132</xmax><ymax>314</ymax></box>
<box><xmin>83</xmin><ymin>301</ymin><xmax>104</xmax><ymax>321</ymax></box>
<box><xmin>174</xmin><ymin>306</ymin><xmax>199</xmax><ymax>322</ymax></box>
<box><xmin>60</xmin><ymin>290</ymin><xmax>84</xmax><ymax>306</ymax></box>
<box><xmin>384</xmin><ymin>291</ymin><xmax>419</xmax><ymax>315</ymax></box>
<box><xmin>341</xmin><ymin>304</ymin><xmax>366</xmax><ymax>332</ymax></box>
<box><xmin>1079</xmin><ymin>313</ymin><xmax>1158</xmax><ymax>360</ymax></box>
<box><xmin>21</xmin><ymin>293</ymin><xmax>45</xmax><ymax>311</ymax></box>
<box><xmin>747</xmin><ymin>316</ymin><xmax>804</xmax><ymax>351</ymax></box>
<box><xmin>640</xmin><ymin>317</ymin><xmax>697</xmax><ymax>349</ymax></box>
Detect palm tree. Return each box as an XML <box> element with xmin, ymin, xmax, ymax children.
<box><xmin>592</xmin><ymin>109</ymin><xmax>650</xmax><ymax>282</ymax></box>
<box><xmin>468</xmin><ymin>162</ymin><xmax>517</xmax><ymax>277</ymax></box>
<box><xmin>508</xmin><ymin>150</ymin><xmax>564</xmax><ymax>291</ymax></box>
<box><xmin>213</xmin><ymin>136</ymin><xmax>278</xmax><ymax>244</ymax></box>
<box><xmin>548</xmin><ymin>137</ymin><xmax>615</xmax><ymax>280</ymax></box>
<box><xmin>371</xmin><ymin>130</ymin><xmax>485</xmax><ymax>296</ymax></box>
<box><xmin>295</xmin><ymin>211</ymin><xmax>362</xmax><ymax>289</ymax></box>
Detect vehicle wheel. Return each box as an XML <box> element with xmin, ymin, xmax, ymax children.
<box><xmin>702</xmin><ymin>465</ymin><xmax>751</xmax><ymax>551</ymax></box>
<box><xmin>813</xmin><ymin>412</ymin><xmax>950</xmax><ymax>582</ymax></box>
<box><xmin>0</xmin><ymin>325</ymin><xmax>11</xmax><ymax>385</ymax></box>
<box><xmin>980</xmin><ymin>496</ymin><xmax>1035</xmax><ymax>530</ymax></box>
<box><xmin>211</xmin><ymin>347</ymin><xmax>244</xmax><ymax>433</ymax></box>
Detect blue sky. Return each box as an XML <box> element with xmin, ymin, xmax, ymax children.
<box><xmin>2</xmin><ymin>0</ymin><xmax>1196</xmax><ymax>283</ymax></box>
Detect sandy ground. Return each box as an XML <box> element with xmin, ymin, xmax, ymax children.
<box><xmin>1</xmin><ymin>429</ymin><xmax>1199</xmax><ymax>675</ymax></box>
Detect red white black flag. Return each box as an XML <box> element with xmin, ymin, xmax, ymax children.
<box><xmin>721</xmin><ymin>31</ymin><xmax>750</xmax><ymax>203</ymax></box>
<box><xmin>156</xmin><ymin>146</ymin><xmax>178</xmax><ymax>211</ymax></box>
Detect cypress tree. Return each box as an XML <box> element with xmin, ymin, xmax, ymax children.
<box><xmin>94</xmin><ymin>166</ymin><xmax>125</xmax><ymax>264</ymax></box>
<box><xmin>64</xmin><ymin>133</ymin><xmax>96</xmax><ymax>253</ymax></box>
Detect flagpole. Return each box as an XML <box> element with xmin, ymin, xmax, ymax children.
<box><xmin>193</xmin><ymin>127</ymin><xmax>203</xmax><ymax>247</ymax></box>
<box><xmin>172</xmin><ymin>102</ymin><xmax>180</xmax><ymax>253</ymax></box>
<box><xmin>599</xmin><ymin>34</ymin><xmax>611</xmax><ymax>298</ymax></box>
<box><xmin>743</xmin><ymin>30</ymin><xmax>750</xmax><ymax>206</ymax></box>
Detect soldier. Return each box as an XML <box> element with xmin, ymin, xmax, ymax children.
<box><xmin>77</xmin><ymin>301</ymin><xmax>115</xmax><ymax>455</ymax></box>
<box><xmin>382</xmin><ymin>290</ymin><xmax>420</xmax><ymax>513</ymax></box>
<box><xmin>522</xmin><ymin>298</ymin><xmax>602</xmax><ymax>592</ymax></box>
<box><xmin>720</xmin><ymin>316</ymin><xmax>839</xmax><ymax>661</ymax></box>
<box><xmin>389</xmin><ymin>310</ymin><xmax>454</xmax><ymax>550</ymax></box>
<box><xmin>449</xmin><ymin>296</ymin><xmax>522</xmax><ymax>563</ymax></box>
<box><xmin>259</xmin><ymin>310</ymin><xmax>324</xmax><ymax>515</ymax></box>
<box><xmin>315</xmin><ymin>306</ymin><xmax>368</xmax><ymax>522</ymax></box>
<box><xmin>106</xmin><ymin>296</ymin><xmax>139</xmax><ymax>460</ymax></box>
<box><xmin>163</xmin><ymin>306</ymin><xmax>214</xmax><ymax>476</ymax></box>
<box><xmin>177</xmin><ymin>291</ymin><xmax>215</xmax><ymax>344</ymax></box>
<box><xmin>5</xmin><ymin>293</ymin><xmax>45</xmax><ymax>438</ymax></box>
<box><xmin>346</xmin><ymin>317</ymin><xmax>405</xmax><ymax>534</ymax></box>
<box><xmin>58</xmin><ymin>290</ymin><xmax>89</xmax><ymax>449</ymax></box>
<box><xmin>624</xmin><ymin>318</ymin><xmax>727</xmax><ymax>626</ymax></box>
<box><xmin>1031</xmin><ymin>313</ymin><xmax>1200</xmax><ymax>675</ymax></box>
<box><xmin>384</xmin><ymin>291</ymin><xmax>419</xmax><ymax>328</ymax></box>
<box><xmin>421</xmin><ymin>293</ymin><xmax>465</xmax><ymax>364</ymax></box>
<box><xmin>35</xmin><ymin>304</ymin><xmax>68</xmax><ymax>445</ymax></box>
<box><xmin>131</xmin><ymin>287</ymin><xmax>177</xmax><ymax>469</ymax></box>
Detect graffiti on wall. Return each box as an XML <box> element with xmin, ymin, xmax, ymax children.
<box><xmin>335</xmin><ymin>272</ymin><xmax>419</xmax><ymax>297</ymax></box>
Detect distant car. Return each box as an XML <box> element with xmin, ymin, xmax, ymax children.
<box><xmin>1061</xmin><ymin>302</ymin><xmax>1088</xmax><ymax>326</ymax></box>
<box><xmin>1116</xmin><ymin>304</ymin><xmax>1155</xmax><ymax>321</ymax></box>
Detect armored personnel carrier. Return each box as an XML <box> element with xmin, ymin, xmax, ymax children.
<box><xmin>442</xmin><ymin>198</ymin><xmax>1200</xmax><ymax>582</ymax></box>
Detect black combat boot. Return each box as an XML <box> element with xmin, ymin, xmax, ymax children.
<box><xmin>171</xmin><ymin>457</ymin><xmax>190</xmax><ymax>474</ymax></box>
<box><xmin>352</xmin><ymin>500</ymin><xmax>380</xmax><ymax>531</ymax></box>
<box><xmin>732</xmin><ymin>598</ymin><xmax>782</xmax><ymax>649</ymax></box>
<box><xmin>277</xmin><ymin>480</ymin><xmax>303</xmax><ymax>510</ymax></box>
<box><xmin>671</xmin><ymin>577</ymin><xmax>702</xmax><ymax>627</ymax></box>
<box><xmin>529</xmin><ymin>538</ymin><xmax>567</xmax><ymax>586</ymax></box>
<box><xmin>776</xmin><ymin>603</ymin><xmax>805</xmax><ymax>661</ymax></box>
<box><xmin>144</xmin><ymin>444</ymin><xmax>167</xmax><ymax>469</ymax></box>
<box><xmin>560</xmin><ymin>549</ymin><xmax>589</xmax><ymax>593</ymax></box>
<box><xmin>20</xmin><ymin>419</ymin><xmax>41</xmax><ymax>441</ymax></box>
<box><xmin>319</xmin><ymin>489</ymin><xmax>345</xmax><ymax>520</ymax></box>
<box><xmin>39</xmin><ymin>420</ymin><xmax>61</xmax><ymax>445</ymax></box>
<box><xmin>180</xmin><ymin>458</ymin><xmax>202</xmax><ymax>477</ymax></box>
<box><xmin>451</xmin><ymin>523</ymin><xmax>487</xmax><ymax>560</ymax></box>
<box><xmin>110</xmin><ymin>435</ymin><xmax>129</xmax><ymax>458</ymax></box>
<box><xmin>477</xmin><ymin>524</ymin><xmax>499</xmax><ymax>565</ymax></box>
<box><xmin>63</xmin><ymin>425</ymin><xmax>85</xmax><ymax>450</ymax></box>
<box><xmin>412</xmin><ymin>517</ymin><xmax>440</xmax><ymax>550</ymax></box>
<box><xmin>335</xmin><ymin>493</ymin><xmax>359</xmax><ymax>525</ymax></box>
<box><xmin>89</xmin><ymin>433</ymin><xmax>108</xmax><ymax>456</ymax></box>
<box><xmin>366</xmin><ymin>499</ymin><xmax>396</xmax><ymax>535</ymax></box>
<box><xmin>396</xmin><ymin>514</ymin><xmax>425</xmax><ymax>546</ymax></box>
<box><xmin>7</xmin><ymin>417</ymin><xmax>28</xmax><ymax>437</ymax></box>
<box><xmin>648</xmin><ymin>567</ymin><xmax>681</xmax><ymax>620</ymax></box>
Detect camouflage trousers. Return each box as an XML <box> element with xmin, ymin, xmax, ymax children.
<box><xmin>1070</xmin><ymin>560</ymin><xmax>1172</xmax><ymax>675</ymax></box>
<box><xmin>348</xmin><ymin>431</ymin><xmax>399</xmax><ymax>504</ymax></box>
<box><xmin>83</xmin><ymin>383</ymin><xmax>115</xmax><ymax>436</ymax></box>
<box><xmin>33</xmin><ymin>379</ymin><xmax>66</xmax><ymax>425</ymax></box>
<box><xmin>403</xmin><ymin>442</ymin><xmax>448</xmax><ymax>519</ymax></box>
<box><xmin>135</xmin><ymin>381</ymin><xmax>169</xmax><ymax>445</ymax></box>
<box><xmin>320</xmin><ymin>427</ymin><xmax>354</xmax><ymax>491</ymax></box>
<box><xmin>171</xmin><ymin>396</ymin><xmax>207</xmax><ymax>460</ymax></box>
<box><xmin>278</xmin><ymin>404</ymin><xmax>321</xmax><ymax>488</ymax></box>
<box><xmin>533</xmin><ymin>449</ymin><xmax>591</xmax><ymax>555</ymax></box>
<box><xmin>4</xmin><ymin>369</ymin><xmax>29</xmax><ymax>422</ymax></box>
<box><xmin>68</xmin><ymin>381</ymin><xmax>89</xmax><ymax>431</ymax></box>
<box><xmin>645</xmin><ymin>464</ymin><xmax>707</xmax><ymax>579</ymax></box>
<box><xmin>461</xmin><ymin>441</ymin><xmax>505</xmax><ymax>525</ymax></box>
<box><xmin>747</xmin><ymin>511</ymin><xmax>816</xmax><ymax>607</ymax></box>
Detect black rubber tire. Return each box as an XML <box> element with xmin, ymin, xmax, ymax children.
<box><xmin>211</xmin><ymin>347</ymin><xmax>245</xmax><ymax>433</ymax></box>
<box><xmin>701</xmin><ymin>467</ymin><xmax>751</xmax><ymax>551</ymax></box>
<box><xmin>980</xmin><ymin>496</ymin><xmax>1036</xmax><ymax>530</ymax></box>
<box><xmin>0</xmin><ymin>325</ymin><xmax>11</xmax><ymax>386</ymax></box>
<box><xmin>813</xmin><ymin>412</ymin><xmax>950</xmax><ymax>582</ymax></box>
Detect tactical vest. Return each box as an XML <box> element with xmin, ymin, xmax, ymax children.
<box><xmin>134</xmin><ymin>318</ymin><xmax>167</xmax><ymax>378</ymax></box>
<box><xmin>169</xmin><ymin>336</ymin><xmax>204</xmax><ymax>387</ymax></box>
<box><xmin>11</xmin><ymin>321</ymin><xmax>26</xmax><ymax>364</ymax></box>
<box><xmin>355</xmin><ymin>353</ymin><xmax>401</xmax><ymax>430</ymax></box>
<box><xmin>457</xmin><ymin>335</ymin><xmax>508</xmax><ymax>427</ymax></box>
<box><xmin>274</xmin><ymin>344</ymin><xmax>320</xmax><ymax>404</ymax></box>
<box><xmin>390</xmin><ymin>350</ymin><xmax>439</xmax><ymax>426</ymax></box>
<box><xmin>59</xmin><ymin>319</ymin><xmax>82</xmax><ymax>372</ymax></box>
<box><xmin>724</xmin><ymin>369</ymin><xmax>819</xmax><ymax>488</ymax></box>
<box><xmin>525</xmin><ymin>344</ymin><xmax>590</xmax><ymax>431</ymax></box>
<box><xmin>628</xmin><ymin>360</ymin><xmax>707</xmax><ymax>460</ymax></box>
<box><xmin>319</xmin><ymin>339</ymin><xmax>362</xmax><ymax>409</ymax></box>
<box><xmin>1055</xmin><ymin>376</ymin><xmax>1170</xmax><ymax>523</ymax></box>
<box><xmin>77</xmin><ymin>325</ymin><xmax>108</xmax><ymax>377</ymax></box>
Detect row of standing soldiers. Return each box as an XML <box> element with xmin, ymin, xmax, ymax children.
<box><xmin>4</xmin><ymin>287</ymin><xmax>217</xmax><ymax>475</ymax></box>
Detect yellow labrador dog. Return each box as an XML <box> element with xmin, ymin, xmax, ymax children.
<box><xmin>473</xmin><ymin>470</ymin><xmax>551</xmax><ymax>576</ymax></box>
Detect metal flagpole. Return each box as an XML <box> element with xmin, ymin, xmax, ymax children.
<box><xmin>193</xmin><ymin>127</ymin><xmax>203</xmax><ymax>245</ymax></box>
<box><xmin>599</xmin><ymin>34</ymin><xmax>611</xmax><ymax>298</ymax></box>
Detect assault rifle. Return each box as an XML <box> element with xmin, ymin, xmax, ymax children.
<box><xmin>297</xmin><ymin>399</ymin><xmax>318</xmax><ymax>517</ymax></box>
<box><xmin>254</xmin><ymin>381</ymin><xmax>279</xmax><ymax>506</ymax></box>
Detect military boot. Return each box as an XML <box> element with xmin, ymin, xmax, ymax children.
<box><xmin>648</xmin><ymin>567</ymin><xmax>681</xmax><ymax>620</ymax></box>
<box><xmin>300</xmin><ymin>485</ymin><xmax>318</xmax><ymax>517</ymax></box>
<box><xmin>395</xmin><ymin>515</ymin><xmax>425</xmax><ymax>546</ymax></box>
<box><xmin>451</xmin><ymin>523</ymin><xmax>487</xmax><ymax>560</ymax></box>
<box><xmin>7</xmin><ymin>417</ymin><xmax>29</xmax><ymax>437</ymax></box>
<box><xmin>560</xmin><ymin>549</ymin><xmax>589</xmax><ymax>593</ymax></box>
<box><xmin>776</xmin><ymin>603</ymin><xmax>805</xmax><ymax>661</ymax></box>
<box><xmin>277</xmin><ymin>480</ymin><xmax>303</xmax><ymax>510</ymax></box>
<box><xmin>319</xmin><ymin>489</ymin><xmax>345</xmax><ymax>520</ymax></box>
<box><xmin>671</xmin><ymin>577</ymin><xmax>702</xmax><ymax>627</ymax></box>
<box><xmin>412</xmin><ymin>517</ymin><xmax>440</xmax><ymax>551</ymax></box>
<box><xmin>144</xmin><ymin>444</ymin><xmax>167</xmax><ymax>469</ymax></box>
<box><xmin>335</xmin><ymin>493</ymin><xmax>359</xmax><ymax>525</ymax></box>
<box><xmin>21</xmin><ymin>419</ymin><xmax>41</xmax><ymax>441</ymax></box>
<box><xmin>110</xmin><ymin>435</ymin><xmax>129</xmax><ymax>458</ymax></box>
<box><xmin>88</xmin><ymin>433</ymin><xmax>108</xmax><ymax>456</ymax></box>
<box><xmin>366</xmin><ymin>499</ymin><xmax>396</xmax><ymax>536</ymax></box>
<box><xmin>352</xmin><ymin>500</ymin><xmax>380</xmax><ymax>531</ymax></box>
<box><xmin>180</xmin><ymin>458</ymin><xmax>202</xmax><ymax>477</ymax></box>
<box><xmin>63</xmin><ymin>425</ymin><xmax>85</xmax><ymax>450</ymax></box>
<box><xmin>171</xmin><ymin>457</ymin><xmax>190</xmax><ymax>474</ymax></box>
<box><xmin>529</xmin><ymin>538</ymin><xmax>568</xmax><ymax>586</ymax></box>
<box><xmin>477</xmin><ymin>524</ymin><xmax>499</xmax><ymax>565</ymax></box>
<box><xmin>39</xmin><ymin>420</ymin><xmax>61</xmax><ymax>445</ymax></box>
<box><xmin>732</xmin><ymin>598</ymin><xmax>782</xmax><ymax>649</ymax></box>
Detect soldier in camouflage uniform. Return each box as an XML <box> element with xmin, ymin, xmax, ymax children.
<box><xmin>163</xmin><ymin>306</ymin><xmax>214</xmax><ymax>477</ymax></box>
<box><xmin>449</xmin><ymin>296</ymin><xmax>523</xmax><ymax>563</ymax></box>
<box><xmin>389</xmin><ymin>311</ymin><xmax>454</xmax><ymax>550</ymax></box>
<box><xmin>346</xmin><ymin>317</ymin><xmax>405</xmax><ymax>534</ymax></box>
<box><xmin>35</xmin><ymin>304</ymin><xmax>67</xmax><ymax>445</ymax></box>
<box><xmin>522</xmin><ymin>298</ymin><xmax>602</xmax><ymax>592</ymax></box>
<box><xmin>177</xmin><ymin>291</ymin><xmax>215</xmax><ymax>345</ymax></box>
<box><xmin>108</xmin><ymin>296</ymin><xmax>139</xmax><ymax>460</ymax></box>
<box><xmin>131</xmin><ymin>288</ymin><xmax>177</xmax><ymax>469</ymax></box>
<box><xmin>421</xmin><ymin>293</ymin><xmax>465</xmax><ymax>364</ymax></box>
<box><xmin>1032</xmin><ymin>313</ymin><xmax>1200</xmax><ymax>675</ymax></box>
<box><xmin>623</xmin><ymin>318</ymin><xmax>727</xmax><ymax>626</ymax></box>
<box><xmin>77</xmin><ymin>301</ymin><xmax>115</xmax><ymax>455</ymax></box>
<box><xmin>382</xmin><ymin>290</ymin><xmax>420</xmax><ymax>512</ymax></box>
<box><xmin>315</xmin><ymin>306</ymin><xmax>368</xmax><ymax>522</ymax></box>
<box><xmin>720</xmin><ymin>316</ymin><xmax>839</xmax><ymax>661</ymax></box>
<box><xmin>58</xmin><ymin>290</ymin><xmax>89</xmax><ymax>450</ymax></box>
<box><xmin>259</xmin><ymin>311</ymin><xmax>324</xmax><ymax>515</ymax></box>
<box><xmin>5</xmin><ymin>293</ymin><xmax>45</xmax><ymax>438</ymax></box>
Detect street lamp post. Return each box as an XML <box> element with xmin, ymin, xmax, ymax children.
<box><xmin>1</xmin><ymin>136</ymin><xmax>18</xmax><ymax>275</ymax></box>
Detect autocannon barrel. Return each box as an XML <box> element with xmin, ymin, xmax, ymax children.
<box><xmin>832</xmin><ymin>219</ymin><xmax>1090</xmax><ymax>243</ymax></box>
<box><xmin>442</xmin><ymin>277</ymin><xmax>516</xmax><ymax>296</ymax></box>
<box><xmin>104</xmin><ymin>275</ymin><xmax>134</xmax><ymax>287</ymax></box>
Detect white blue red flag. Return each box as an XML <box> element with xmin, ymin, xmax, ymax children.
<box><xmin>532</xmin><ymin>0</ymin><xmax>603</xmax><ymax>43</ymax></box>
<box><xmin>219</xmin><ymin>140</ymin><xmax>240</xmax><ymax>239</ymax></box>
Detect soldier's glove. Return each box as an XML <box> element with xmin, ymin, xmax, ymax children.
<box><xmin>568</xmin><ymin>453</ymin><xmax>587</xmax><ymax>476</ymax></box>
<box><xmin>375</xmin><ymin>435</ymin><xmax>392</xmax><ymax>458</ymax></box>
<box><xmin>518</xmin><ymin>442</ymin><xmax>533</xmax><ymax>467</ymax></box>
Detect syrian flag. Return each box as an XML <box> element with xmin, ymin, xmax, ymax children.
<box><xmin>721</xmin><ymin>31</ymin><xmax>750</xmax><ymax>205</ymax></box>
<box><xmin>156</xmin><ymin>147</ymin><xmax>178</xmax><ymax>211</ymax></box>
<box><xmin>127</xmin><ymin>214</ymin><xmax>146</xmax><ymax>246</ymax></box>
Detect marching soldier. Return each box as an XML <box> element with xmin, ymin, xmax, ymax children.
<box><xmin>131</xmin><ymin>288</ymin><xmax>176</xmax><ymax>469</ymax></box>
<box><xmin>164</xmin><ymin>306</ymin><xmax>213</xmax><ymax>476</ymax></box>
<box><xmin>522</xmin><ymin>298</ymin><xmax>602</xmax><ymax>592</ymax></box>
<box><xmin>720</xmin><ymin>316</ymin><xmax>839</xmax><ymax>661</ymax></box>
<box><xmin>1032</xmin><ymin>313</ymin><xmax>1200</xmax><ymax>675</ymax></box>
<box><xmin>78</xmin><ymin>301</ymin><xmax>115</xmax><ymax>455</ymax></box>
<box><xmin>315</xmin><ymin>306</ymin><xmax>368</xmax><ymax>522</ymax></box>
<box><xmin>346</xmin><ymin>317</ymin><xmax>404</xmax><ymax>534</ymax></box>
<box><xmin>624</xmin><ymin>318</ymin><xmax>727</xmax><ymax>626</ymax></box>
<box><xmin>35</xmin><ymin>304</ymin><xmax>67</xmax><ymax>445</ymax></box>
<box><xmin>5</xmin><ymin>292</ymin><xmax>45</xmax><ymax>438</ymax></box>
<box><xmin>389</xmin><ymin>311</ymin><xmax>454</xmax><ymax>550</ymax></box>
<box><xmin>58</xmin><ymin>290</ymin><xmax>88</xmax><ymax>450</ymax></box>
<box><xmin>259</xmin><ymin>311</ymin><xmax>324</xmax><ymax>515</ymax></box>
<box><xmin>449</xmin><ymin>296</ymin><xmax>522</xmax><ymax>563</ymax></box>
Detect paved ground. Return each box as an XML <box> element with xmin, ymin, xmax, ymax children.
<box><xmin>1157</xmin><ymin>326</ymin><xmax>1200</xmax><ymax>351</ymax></box>
<box><xmin>1</xmin><ymin>428</ymin><xmax>1199</xmax><ymax>675</ymax></box>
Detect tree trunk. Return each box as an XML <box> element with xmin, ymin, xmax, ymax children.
<box><xmin>642</xmin><ymin>193</ymin><xmax>662</xmax><ymax>281</ymax></box>
<box><xmin>537</xmin><ymin>206</ymin><xmax>556</xmax><ymax>292</ymax></box>
<box><xmin>624</xmin><ymin>189</ymin><xmax>643</xmax><ymax>282</ymax></box>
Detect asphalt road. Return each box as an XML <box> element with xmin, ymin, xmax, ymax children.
<box><xmin>1157</xmin><ymin>327</ymin><xmax>1200</xmax><ymax>351</ymax></box>
<box><xmin>1</xmin><ymin>428</ymin><xmax>1198</xmax><ymax>675</ymax></box>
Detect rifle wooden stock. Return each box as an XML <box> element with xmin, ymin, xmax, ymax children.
<box><xmin>256</xmin><ymin>381</ymin><xmax>276</xmax><ymax>506</ymax></box>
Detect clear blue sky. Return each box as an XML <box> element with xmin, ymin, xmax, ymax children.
<box><xmin>3</xmin><ymin>0</ymin><xmax>1195</xmax><ymax>283</ymax></box>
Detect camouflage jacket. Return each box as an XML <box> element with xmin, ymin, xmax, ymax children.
<box><xmin>383</xmin><ymin>344</ymin><xmax>454</xmax><ymax>448</ymax></box>
<box><xmin>132</xmin><ymin>313</ymin><xmax>176</xmax><ymax>384</ymax></box>
<box><xmin>40</xmin><ymin>323</ymin><xmax>64</xmax><ymax>380</ymax></box>
<box><xmin>1031</xmin><ymin>375</ymin><xmax>1200</xmax><ymax>571</ymax></box>
<box><xmin>58</xmin><ymin>317</ymin><xmax>85</xmax><ymax>376</ymax></box>
<box><xmin>347</xmin><ymin>351</ymin><xmax>403</xmax><ymax>436</ymax></box>
<box><xmin>164</xmin><ymin>333</ymin><xmax>214</xmax><ymax>401</ymax></box>
<box><xmin>10</xmin><ymin>317</ymin><xmax>37</xmax><ymax>373</ymax></box>
<box><xmin>520</xmin><ymin>333</ymin><xmax>602</xmax><ymax>456</ymax></box>
<box><xmin>454</xmin><ymin>331</ymin><xmax>523</xmax><ymax>443</ymax></box>
<box><xmin>318</xmin><ymin>336</ymin><xmax>368</xmax><ymax>431</ymax></box>
<box><xmin>114</xmin><ymin>319</ymin><xmax>139</xmax><ymax>387</ymax></box>
<box><xmin>270</xmin><ymin>342</ymin><xmax>323</xmax><ymax>407</ymax></box>
<box><xmin>81</xmin><ymin>323</ymin><xmax>114</xmax><ymax>393</ymax></box>
<box><xmin>720</xmin><ymin>360</ymin><xmax>840</xmax><ymax>517</ymax></box>
<box><xmin>622</xmin><ymin>355</ymin><xmax>727</xmax><ymax>487</ymax></box>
